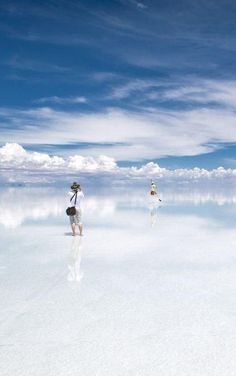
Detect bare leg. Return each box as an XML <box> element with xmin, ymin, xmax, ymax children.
<box><xmin>79</xmin><ymin>224</ymin><xmax>83</xmax><ymax>236</ymax></box>
<box><xmin>71</xmin><ymin>223</ymin><xmax>76</xmax><ymax>236</ymax></box>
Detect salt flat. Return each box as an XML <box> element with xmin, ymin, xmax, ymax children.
<box><xmin>0</xmin><ymin>187</ymin><xmax>236</xmax><ymax>376</ymax></box>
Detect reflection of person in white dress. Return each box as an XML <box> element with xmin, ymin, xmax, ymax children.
<box><xmin>149</xmin><ymin>196</ymin><xmax>159</xmax><ymax>227</ymax></box>
<box><xmin>67</xmin><ymin>236</ymin><xmax>83</xmax><ymax>284</ymax></box>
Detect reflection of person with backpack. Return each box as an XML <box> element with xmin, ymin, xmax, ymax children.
<box><xmin>67</xmin><ymin>182</ymin><xmax>84</xmax><ymax>236</ymax></box>
<box><xmin>67</xmin><ymin>236</ymin><xmax>83</xmax><ymax>285</ymax></box>
<box><xmin>150</xmin><ymin>180</ymin><xmax>162</xmax><ymax>201</ymax></box>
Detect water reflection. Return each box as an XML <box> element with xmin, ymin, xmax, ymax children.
<box><xmin>0</xmin><ymin>186</ymin><xmax>236</xmax><ymax>228</ymax></box>
<box><xmin>67</xmin><ymin>236</ymin><xmax>83</xmax><ymax>287</ymax></box>
<box><xmin>0</xmin><ymin>188</ymin><xmax>116</xmax><ymax>228</ymax></box>
<box><xmin>1</xmin><ymin>185</ymin><xmax>236</xmax><ymax>376</ymax></box>
<box><xmin>0</xmin><ymin>188</ymin><xmax>63</xmax><ymax>228</ymax></box>
<box><xmin>149</xmin><ymin>196</ymin><xmax>160</xmax><ymax>227</ymax></box>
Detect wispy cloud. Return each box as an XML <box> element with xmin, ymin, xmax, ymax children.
<box><xmin>127</xmin><ymin>0</ymin><xmax>148</xmax><ymax>10</ymax></box>
<box><xmin>35</xmin><ymin>96</ymin><xmax>87</xmax><ymax>104</ymax></box>
<box><xmin>92</xmin><ymin>72</ymin><xmax>121</xmax><ymax>82</ymax></box>
<box><xmin>147</xmin><ymin>80</ymin><xmax>236</xmax><ymax>108</ymax></box>
<box><xmin>5</xmin><ymin>56</ymin><xmax>69</xmax><ymax>73</ymax></box>
<box><xmin>0</xmin><ymin>1</ymin><xmax>152</xmax><ymax>43</ymax></box>
<box><xmin>109</xmin><ymin>79</ymin><xmax>159</xmax><ymax>99</ymax></box>
<box><xmin>0</xmin><ymin>1</ymin><xmax>84</xmax><ymax>22</ymax></box>
<box><xmin>0</xmin><ymin>22</ymin><xmax>93</xmax><ymax>46</ymax></box>
<box><xmin>0</xmin><ymin>99</ymin><xmax>236</xmax><ymax>161</ymax></box>
<box><xmin>108</xmin><ymin>77</ymin><xmax>236</xmax><ymax>109</ymax></box>
<box><xmin>136</xmin><ymin>2</ymin><xmax>147</xmax><ymax>10</ymax></box>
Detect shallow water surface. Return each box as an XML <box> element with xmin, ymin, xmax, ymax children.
<box><xmin>0</xmin><ymin>187</ymin><xmax>236</xmax><ymax>376</ymax></box>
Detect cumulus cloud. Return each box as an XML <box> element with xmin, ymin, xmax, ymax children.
<box><xmin>129</xmin><ymin>162</ymin><xmax>236</xmax><ymax>180</ymax></box>
<box><xmin>0</xmin><ymin>143</ymin><xmax>65</xmax><ymax>169</ymax></box>
<box><xmin>68</xmin><ymin>154</ymin><xmax>117</xmax><ymax>172</ymax></box>
<box><xmin>0</xmin><ymin>143</ymin><xmax>117</xmax><ymax>172</ymax></box>
<box><xmin>0</xmin><ymin>143</ymin><xmax>235</xmax><ymax>182</ymax></box>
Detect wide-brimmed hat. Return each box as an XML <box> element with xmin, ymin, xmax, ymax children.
<box><xmin>71</xmin><ymin>182</ymin><xmax>80</xmax><ymax>190</ymax></box>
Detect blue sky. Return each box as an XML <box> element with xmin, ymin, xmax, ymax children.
<box><xmin>0</xmin><ymin>0</ymin><xmax>236</xmax><ymax>168</ymax></box>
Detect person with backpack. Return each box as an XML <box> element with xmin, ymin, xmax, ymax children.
<box><xmin>67</xmin><ymin>182</ymin><xmax>84</xmax><ymax>236</ymax></box>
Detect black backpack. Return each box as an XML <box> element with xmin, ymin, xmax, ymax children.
<box><xmin>66</xmin><ymin>191</ymin><xmax>77</xmax><ymax>216</ymax></box>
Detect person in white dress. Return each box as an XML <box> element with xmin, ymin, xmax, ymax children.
<box><xmin>150</xmin><ymin>180</ymin><xmax>162</xmax><ymax>201</ymax></box>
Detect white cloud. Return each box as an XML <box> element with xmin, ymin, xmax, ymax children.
<box><xmin>0</xmin><ymin>104</ymin><xmax>236</xmax><ymax>161</ymax></box>
<box><xmin>92</xmin><ymin>72</ymin><xmax>120</xmax><ymax>82</ymax></box>
<box><xmin>125</xmin><ymin>0</ymin><xmax>147</xmax><ymax>9</ymax></box>
<box><xmin>148</xmin><ymin>79</ymin><xmax>236</xmax><ymax>108</ymax></box>
<box><xmin>6</xmin><ymin>56</ymin><xmax>68</xmax><ymax>73</ymax></box>
<box><xmin>68</xmin><ymin>154</ymin><xmax>117</xmax><ymax>172</ymax></box>
<box><xmin>36</xmin><ymin>96</ymin><xmax>87</xmax><ymax>104</ymax></box>
<box><xmin>0</xmin><ymin>143</ymin><xmax>117</xmax><ymax>172</ymax></box>
<box><xmin>129</xmin><ymin>162</ymin><xmax>236</xmax><ymax>180</ymax></box>
<box><xmin>109</xmin><ymin>79</ymin><xmax>157</xmax><ymax>99</ymax></box>
<box><xmin>1</xmin><ymin>78</ymin><xmax>236</xmax><ymax>161</ymax></box>
<box><xmin>136</xmin><ymin>2</ymin><xmax>147</xmax><ymax>9</ymax></box>
<box><xmin>109</xmin><ymin>78</ymin><xmax>236</xmax><ymax>108</ymax></box>
<box><xmin>0</xmin><ymin>143</ymin><xmax>235</xmax><ymax>182</ymax></box>
<box><xmin>0</xmin><ymin>143</ymin><xmax>65</xmax><ymax>169</ymax></box>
